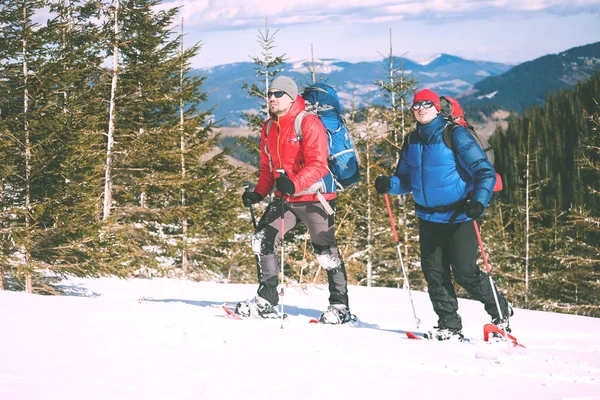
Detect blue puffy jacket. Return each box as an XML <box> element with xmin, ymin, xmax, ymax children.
<box><xmin>388</xmin><ymin>113</ymin><xmax>496</xmax><ymax>223</ymax></box>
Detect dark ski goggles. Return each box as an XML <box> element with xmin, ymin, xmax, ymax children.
<box><xmin>268</xmin><ymin>90</ymin><xmax>286</xmax><ymax>99</ymax></box>
<box><xmin>412</xmin><ymin>100</ymin><xmax>435</xmax><ymax>110</ymax></box>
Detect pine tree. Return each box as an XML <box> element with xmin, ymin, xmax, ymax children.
<box><xmin>26</xmin><ymin>0</ymin><xmax>120</xmax><ymax>281</ymax></box>
<box><xmin>100</xmin><ymin>0</ymin><xmax>184</xmax><ymax>275</ymax></box>
<box><xmin>561</xmin><ymin>99</ymin><xmax>600</xmax><ymax>316</ymax></box>
<box><xmin>238</xmin><ymin>18</ymin><xmax>286</xmax><ymax>169</ymax></box>
<box><xmin>92</xmin><ymin>0</ymin><xmax>247</xmax><ymax>279</ymax></box>
<box><xmin>0</xmin><ymin>0</ymin><xmax>57</xmax><ymax>292</ymax></box>
<box><xmin>487</xmin><ymin>71</ymin><xmax>600</xmax><ymax>314</ymax></box>
<box><xmin>303</xmin><ymin>43</ymin><xmax>325</xmax><ymax>85</ymax></box>
<box><xmin>0</xmin><ymin>0</ymin><xmax>254</xmax><ymax>287</ymax></box>
<box><xmin>0</xmin><ymin>0</ymin><xmax>142</xmax><ymax>291</ymax></box>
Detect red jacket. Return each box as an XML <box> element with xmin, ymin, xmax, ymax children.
<box><xmin>254</xmin><ymin>95</ymin><xmax>336</xmax><ymax>203</ymax></box>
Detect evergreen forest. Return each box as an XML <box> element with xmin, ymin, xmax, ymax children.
<box><xmin>0</xmin><ymin>1</ymin><xmax>598</xmax><ymax>317</ymax></box>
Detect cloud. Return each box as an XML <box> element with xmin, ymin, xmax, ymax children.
<box><xmin>159</xmin><ymin>0</ymin><xmax>599</xmax><ymax>30</ymax></box>
<box><xmin>153</xmin><ymin>1</ymin><xmax>599</xmax><ymax>68</ymax></box>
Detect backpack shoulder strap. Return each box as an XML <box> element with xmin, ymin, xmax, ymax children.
<box><xmin>442</xmin><ymin>122</ymin><xmax>459</xmax><ymax>151</ymax></box>
<box><xmin>264</xmin><ymin>119</ymin><xmax>275</xmax><ymax>172</ymax></box>
<box><xmin>266</xmin><ymin>111</ymin><xmax>310</xmax><ymax>142</ymax></box>
<box><xmin>443</xmin><ymin>122</ymin><xmax>494</xmax><ymax>163</ymax></box>
<box><xmin>294</xmin><ymin>110</ymin><xmax>308</xmax><ymax>141</ymax></box>
<box><xmin>442</xmin><ymin>121</ymin><xmax>482</xmax><ymax>151</ymax></box>
<box><xmin>404</xmin><ymin>130</ymin><xmax>418</xmax><ymax>147</ymax></box>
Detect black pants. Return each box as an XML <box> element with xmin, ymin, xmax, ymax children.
<box><xmin>419</xmin><ymin>219</ymin><xmax>509</xmax><ymax>330</ymax></box>
<box><xmin>252</xmin><ymin>197</ymin><xmax>349</xmax><ymax>308</ymax></box>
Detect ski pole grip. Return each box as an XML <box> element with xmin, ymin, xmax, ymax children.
<box><xmin>243</xmin><ymin>182</ymin><xmax>257</xmax><ymax>229</ymax></box>
<box><xmin>384</xmin><ymin>194</ymin><xmax>399</xmax><ymax>244</ymax></box>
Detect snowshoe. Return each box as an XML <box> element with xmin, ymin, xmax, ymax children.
<box><xmin>318</xmin><ymin>304</ymin><xmax>355</xmax><ymax>325</ymax></box>
<box><xmin>424</xmin><ymin>327</ymin><xmax>464</xmax><ymax>342</ymax></box>
<box><xmin>234</xmin><ymin>297</ymin><xmax>286</xmax><ymax>320</ymax></box>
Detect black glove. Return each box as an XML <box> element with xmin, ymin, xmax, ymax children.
<box><xmin>242</xmin><ymin>191</ymin><xmax>263</xmax><ymax>207</ymax></box>
<box><xmin>375</xmin><ymin>175</ymin><xmax>391</xmax><ymax>194</ymax></box>
<box><xmin>275</xmin><ymin>175</ymin><xmax>295</xmax><ymax>195</ymax></box>
<box><xmin>465</xmin><ymin>200</ymin><xmax>484</xmax><ymax>219</ymax></box>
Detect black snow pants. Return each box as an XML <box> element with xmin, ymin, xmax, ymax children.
<box><xmin>419</xmin><ymin>218</ymin><xmax>510</xmax><ymax>331</ymax></box>
<box><xmin>251</xmin><ymin>197</ymin><xmax>349</xmax><ymax>308</ymax></box>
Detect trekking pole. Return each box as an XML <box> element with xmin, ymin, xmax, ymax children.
<box><xmin>384</xmin><ymin>194</ymin><xmax>421</xmax><ymax>328</ymax></box>
<box><xmin>472</xmin><ymin>220</ymin><xmax>506</xmax><ymax>333</ymax></box>
<box><xmin>276</xmin><ymin>169</ymin><xmax>287</xmax><ymax>327</ymax></box>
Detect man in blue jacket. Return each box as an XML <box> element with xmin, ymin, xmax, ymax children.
<box><xmin>375</xmin><ymin>88</ymin><xmax>512</xmax><ymax>340</ymax></box>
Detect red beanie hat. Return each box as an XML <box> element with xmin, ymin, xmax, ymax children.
<box><xmin>413</xmin><ymin>89</ymin><xmax>441</xmax><ymax>112</ymax></box>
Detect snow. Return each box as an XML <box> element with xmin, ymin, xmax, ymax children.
<box><xmin>475</xmin><ymin>70</ymin><xmax>492</xmax><ymax>77</ymax></box>
<box><xmin>416</xmin><ymin>54</ymin><xmax>442</xmax><ymax>66</ymax></box>
<box><xmin>428</xmin><ymin>79</ymin><xmax>472</xmax><ymax>93</ymax></box>
<box><xmin>288</xmin><ymin>58</ymin><xmax>345</xmax><ymax>74</ymax></box>
<box><xmin>477</xmin><ymin>90</ymin><xmax>499</xmax><ymax>99</ymax></box>
<box><xmin>1</xmin><ymin>277</ymin><xmax>600</xmax><ymax>400</ymax></box>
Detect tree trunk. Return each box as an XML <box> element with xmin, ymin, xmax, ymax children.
<box><xmin>103</xmin><ymin>0</ymin><xmax>120</xmax><ymax>221</ymax></box>
<box><xmin>525</xmin><ymin>123</ymin><xmax>531</xmax><ymax>306</ymax></box>
<box><xmin>179</xmin><ymin>18</ymin><xmax>188</xmax><ymax>273</ymax></box>
<box><xmin>23</xmin><ymin>1</ymin><xmax>32</xmax><ymax>293</ymax></box>
<box><xmin>365</xmin><ymin>101</ymin><xmax>373</xmax><ymax>288</ymax></box>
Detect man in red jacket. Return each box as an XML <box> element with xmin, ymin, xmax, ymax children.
<box><xmin>237</xmin><ymin>76</ymin><xmax>352</xmax><ymax>324</ymax></box>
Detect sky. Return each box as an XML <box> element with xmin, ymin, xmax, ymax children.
<box><xmin>156</xmin><ymin>0</ymin><xmax>600</xmax><ymax>68</ymax></box>
<box><xmin>2</xmin><ymin>276</ymin><xmax>600</xmax><ymax>399</ymax></box>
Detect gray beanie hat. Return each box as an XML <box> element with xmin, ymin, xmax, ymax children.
<box><xmin>270</xmin><ymin>76</ymin><xmax>298</xmax><ymax>101</ymax></box>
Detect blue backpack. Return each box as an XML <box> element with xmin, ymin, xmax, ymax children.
<box><xmin>301</xmin><ymin>83</ymin><xmax>361</xmax><ymax>190</ymax></box>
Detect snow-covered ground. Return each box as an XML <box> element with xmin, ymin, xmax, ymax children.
<box><xmin>1</xmin><ymin>277</ymin><xmax>599</xmax><ymax>400</ymax></box>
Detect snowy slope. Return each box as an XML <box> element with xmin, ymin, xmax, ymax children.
<box><xmin>1</xmin><ymin>277</ymin><xmax>599</xmax><ymax>400</ymax></box>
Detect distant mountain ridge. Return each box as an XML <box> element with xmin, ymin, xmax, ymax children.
<box><xmin>196</xmin><ymin>54</ymin><xmax>512</xmax><ymax>126</ymax></box>
<box><xmin>460</xmin><ymin>41</ymin><xmax>600</xmax><ymax>111</ymax></box>
<box><xmin>196</xmin><ymin>42</ymin><xmax>600</xmax><ymax>127</ymax></box>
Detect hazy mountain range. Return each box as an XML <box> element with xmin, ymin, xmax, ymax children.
<box><xmin>461</xmin><ymin>41</ymin><xmax>600</xmax><ymax>111</ymax></box>
<box><xmin>195</xmin><ymin>41</ymin><xmax>600</xmax><ymax>127</ymax></box>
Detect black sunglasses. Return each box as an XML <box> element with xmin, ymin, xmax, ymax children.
<box><xmin>412</xmin><ymin>100</ymin><xmax>435</xmax><ymax>110</ymax></box>
<box><xmin>267</xmin><ymin>90</ymin><xmax>286</xmax><ymax>99</ymax></box>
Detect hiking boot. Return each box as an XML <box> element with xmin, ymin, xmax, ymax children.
<box><xmin>256</xmin><ymin>303</ymin><xmax>284</xmax><ymax>319</ymax></box>
<box><xmin>425</xmin><ymin>327</ymin><xmax>464</xmax><ymax>342</ymax></box>
<box><xmin>234</xmin><ymin>299</ymin><xmax>257</xmax><ymax>318</ymax></box>
<box><xmin>492</xmin><ymin>317</ymin><xmax>511</xmax><ymax>333</ymax></box>
<box><xmin>235</xmin><ymin>297</ymin><xmax>285</xmax><ymax>319</ymax></box>
<box><xmin>318</xmin><ymin>304</ymin><xmax>354</xmax><ymax>325</ymax></box>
